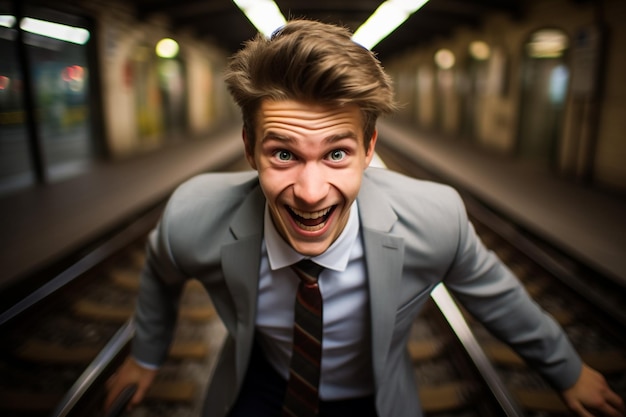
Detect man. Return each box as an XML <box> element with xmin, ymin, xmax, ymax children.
<box><xmin>106</xmin><ymin>19</ymin><xmax>624</xmax><ymax>417</ymax></box>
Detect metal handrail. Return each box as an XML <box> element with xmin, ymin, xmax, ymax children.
<box><xmin>49</xmin><ymin>318</ymin><xmax>136</xmax><ymax>417</ymax></box>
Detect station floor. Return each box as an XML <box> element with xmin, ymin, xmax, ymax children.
<box><xmin>0</xmin><ymin>121</ymin><xmax>624</xmax><ymax>295</ymax></box>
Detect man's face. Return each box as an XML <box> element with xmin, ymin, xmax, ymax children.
<box><xmin>244</xmin><ymin>99</ymin><xmax>377</xmax><ymax>256</ymax></box>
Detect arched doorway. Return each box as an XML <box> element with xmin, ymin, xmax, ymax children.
<box><xmin>517</xmin><ymin>28</ymin><xmax>570</xmax><ymax>168</ymax></box>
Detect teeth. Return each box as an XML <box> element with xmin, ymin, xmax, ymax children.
<box><xmin>290</xmin><ymin>207</ymin><xmax>331</xmax><ymax>219</ymax></box>
<box><xmin>296</xmin><ymin>222</ymin><xmax>326</xmax><ymax>232</ymax></box>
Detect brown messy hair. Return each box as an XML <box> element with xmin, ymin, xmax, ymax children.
<box><xmin>224</xmin><ymin>19</ymin><xmax>397</xmax><ymax>154</ymax></box>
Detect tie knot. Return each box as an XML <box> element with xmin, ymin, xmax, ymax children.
<box><xmin>291</xmin><ymin>259</ymin><xmax>324</xmax><ymax>285</ymax></box>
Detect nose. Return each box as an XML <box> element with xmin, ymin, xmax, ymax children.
<box><xmin>293</xmin><ymin>162</ymin><xmax>330</xmax><ymax>206</ymax></box>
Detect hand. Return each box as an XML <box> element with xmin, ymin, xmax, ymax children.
<box><xmin>561</xmin><ymin>363</ymin><xmax>625</xmax><ymax>417</ymax></box>
<box><xmin>104</xmin><ymin>356</ymin><xmax>158</xmax><ymax>413</ymax></box>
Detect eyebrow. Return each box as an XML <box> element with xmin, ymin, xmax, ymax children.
<box><xmin>262</xmin><ymin>131</ymin><xmax>358</xmax><ymax>144</ymax></box>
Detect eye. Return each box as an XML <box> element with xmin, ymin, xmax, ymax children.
<box><xmin>328</xmin><ymin>149</ymin><xmax>346</xmax><ymax>161</ymax></box>
<box><xmin>273</xmin><ymin>150</ymin><xmax>293</xmax><ymax>161</ymax></box>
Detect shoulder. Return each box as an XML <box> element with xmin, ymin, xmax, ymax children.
<box><xmin>162</xmin><ymin>170</ymin><xmax>260</xmax><ymax>222</ymax></box>
<box><xmin>361</xmin><ymin>167</ymin><xmax>468</xmax><ymax>243</ymax></box>
<box><xmin>361</xmin><ymin>169</ymin><xmax>472</xmax><ymax>272</ymax></box>
<box><xmin>363</xmin><ymin>167</ymin><xmax>463</xmax><ymax>208</ymax></box>
<box><xmin>172</xmin><ymin>170</ymin><xmax>259</xmax><ymax>200</ymax></box>
<box><xmin>167</xmin><ymin>171</ymin><xmax>259</xmax><ymax>208</ymax></box>
<box><xmin>156</xmin><ymin>170</ymin><xmax>262</xmax><ymax>258</ymax></box>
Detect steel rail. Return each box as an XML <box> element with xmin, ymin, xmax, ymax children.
<box><xmin>430</xmin><ymin>284</ymin><xmax>526</xmax><ymax>417</ymax></box>
<box><xmin>0</xmin><ymin>204</ymin><xmax>162</xmax><ymax>327</ymax></box>
<box><xmin>49</xmin><ymin>319</ymin><xmax>135</xmax><ymax>417</ymax></box>
<box><xmin>374</xmin><ymin>148</ymin><xmax>525</xmax><ymax>415</ymax></box>
<box><xmin>463</xmin><ymin>194</ymin><xmax>626</xmax><ymax>342</ymax></box>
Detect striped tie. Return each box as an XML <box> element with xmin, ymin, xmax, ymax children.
<box><xmin>282</xmin><ymin>259</ymin><xmax>325</xmax><ymax>417</ymax></box>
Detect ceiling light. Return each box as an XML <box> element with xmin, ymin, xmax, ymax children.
<box><xmin>156</xmin><ymin>38</ymin><xmax>179</xmax><ymax>58</ymax></box>
<box><xmin>434</xmin><ymin>48</ymin><xmax>455</xmax><ymax>69</ymax></box>
<box><xmin>469</xmin><ymin>41</ymin><xmax>490</xmax><ymax>61</ymax></box>
<box><xmin>20</xmin><ymin>17</ymin><xmax>90</xmax><ymax>44</ymax></box>
<box><xmin>352</xmin><ymin>0</ymin><xmax>429</xmax><ymax>50</ymax></box>
<box><xmin>526</xmin><ymin>29</ymin><xmax>568</xmax><ymax>58</ymax></box>
<box><xmin>0</xmin><ymin>15</ymin><xmax>16</xmax><ymax>28</ymax></box>
<box><xmin>232</xmin><ymin>0</ymin><xmax>286</xmax><ymax>38</ymax></box>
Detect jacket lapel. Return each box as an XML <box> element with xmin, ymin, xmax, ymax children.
<box><xmin>221</xmin><ymin>183</ymin><xmax>265</xmax><ymax>385</ymax></box>
<box><xmin>358</xmin><ymin>172</ymin><xmax>405</xmax><ymax>389</ymax></box>
<box><xmin>219</xmin><ymin>172</ymin><xmax>405</xmax><ymax>389</ymax></box>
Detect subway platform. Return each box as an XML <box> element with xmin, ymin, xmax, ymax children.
<box><xmin>0</xmin><ymin>127</ymin><xmax>245</xmax><ymax>291</ymax></box>
<box><xmin>377</xmin><ymin>120</ymin><xmax>626</xmax><ymax>287</ymax></box>
<box><xmin>0</xmin><ymin>121</ymin><xmax>624</xmax><ymax>297</ymax></box>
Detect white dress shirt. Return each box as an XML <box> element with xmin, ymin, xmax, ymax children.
<box><xmin>256</xmin><ymin>201</ymin><xmax>374</xmax><ymax>400</ymax></box>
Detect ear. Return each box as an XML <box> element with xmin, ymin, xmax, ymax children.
<box><xmin>364</xmin><ymin>129</ymin><xmax>379</xmax><ymax>167</ymax></box>
<box><xmin>242</xmin><ymin>128</ymin><xmax>257</xmax><ymax>170</ymax></box>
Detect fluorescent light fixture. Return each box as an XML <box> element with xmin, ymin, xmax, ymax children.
<box><xmin>0</xmin><ymin>15</ymin><xmax>16</xmax><ymax>28</ymax></box>
<box><xmin>20</xmin><ymin>17</ymin><xmax>90</xmax><ymax>45</ymax></box>
<box><xmin>232</xmin><ymin>0</ymin><xmax>286</xmax><ymax>38</ymax></box>
<box><xmin>527</xmin><ymin>29</ymin><xmax>568</xmax><ymax>58</ymax></box>
<box><xmin>352</xmin><ymin>0</ymin><xmax>429</xmax><ymax>50</ymax></box>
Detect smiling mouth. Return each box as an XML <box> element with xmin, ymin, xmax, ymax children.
<box><xmin>287</xmin><ymin>206</ymin><xmax>336</xmax><ymax>231</ymax></box>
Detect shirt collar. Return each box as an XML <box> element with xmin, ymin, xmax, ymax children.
<box><xmin>265</xmin><ymin>201</ymin><xmax>360</xmax><ymax>272</ymax></box>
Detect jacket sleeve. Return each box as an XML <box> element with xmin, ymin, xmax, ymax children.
<box><xmin>131</xmin><ymin>198</ymin><xmax>189</xmax><ymax>367</ymax></box>
<box><xmin>442</xmin><ymin>190</ymin><xmax>583</xmax><ymax>391</ymax></box>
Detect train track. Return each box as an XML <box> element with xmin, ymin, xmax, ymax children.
<box><xmin>2</xmin><ymin>146</ymin><xmax>624</xmax><ymax>417</ymax></box>
<box><xmin>0</xmin><ymin>157</ymin><xmax>250</xmax><ymax>417</ymax></box>
<box><xmin>376</xmin><ymin>141</ymin><xmax>626</xmax><ymax>416</ymax></box>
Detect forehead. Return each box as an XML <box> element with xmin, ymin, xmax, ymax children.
<box><xmin>255</xmin><ymin>99</ymin><xmax>363</xmax><ymax>137</ymax></box>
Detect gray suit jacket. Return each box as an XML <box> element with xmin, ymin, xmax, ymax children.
<box><xmin>132</xmin><ymin>167</ymin><xmax>582</xmax><ymax>417</ymax></box>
